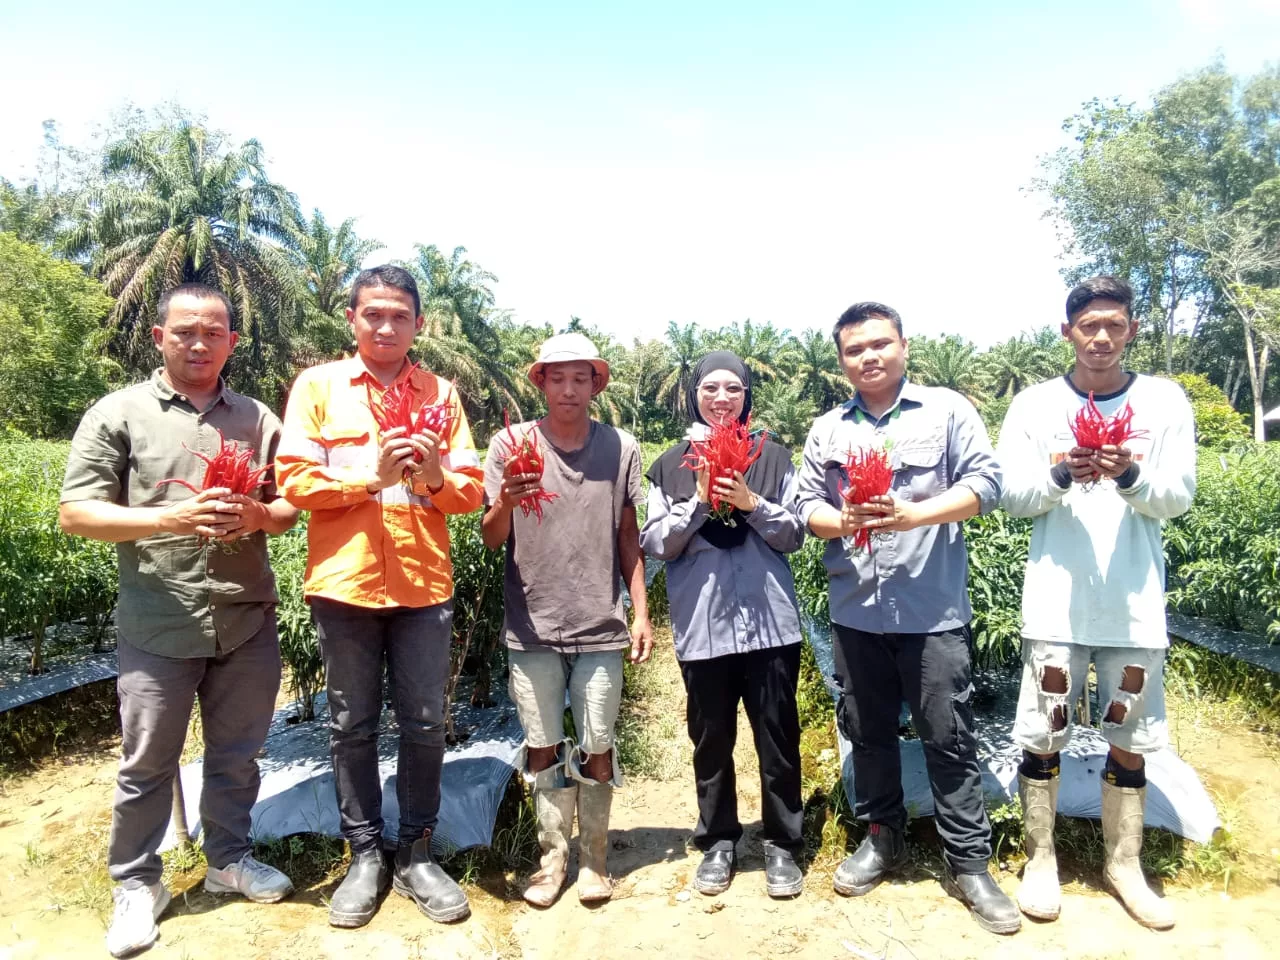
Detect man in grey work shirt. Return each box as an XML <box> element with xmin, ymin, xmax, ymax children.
<box><xmin>60</xmin><ymin>283</ymin><xmax>299</xmax><ymax>958</ymax></box>
<box><xmin>792</xmin><ymin>301</ymin><xmax>1020</xmax><ymax>935</ymax></box>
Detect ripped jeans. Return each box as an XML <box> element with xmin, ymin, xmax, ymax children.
<box><xmin>1012</xmin><ymin>640</ymin><xmax>1167</xmax><ymax>755</ymax></box>
<box><xmin>508</xmin><ymin>647</ymin><xmax>625</xmax><ymax>788</ymax></box>
<box><xmin>831</xmin><ymin>624</ymin><xmax>992</xmax><ymax>874</ymax></box>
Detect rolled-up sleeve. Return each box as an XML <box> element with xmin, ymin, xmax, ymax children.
<box><xmin>948</xmin><ymin>396</ymin><xmax>1001</xmax><ymax>514</ymax></box>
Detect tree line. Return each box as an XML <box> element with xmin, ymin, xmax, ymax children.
<box><xmin>1</xmin><ymin>61</ymin><xmax>1277</xmax><ymax>445</ymax></box>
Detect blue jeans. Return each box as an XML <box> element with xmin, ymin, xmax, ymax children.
<box><xmin>311</xmin><ymin>597</ymin><xmax>453</xmax><ymax>851</ymax></box>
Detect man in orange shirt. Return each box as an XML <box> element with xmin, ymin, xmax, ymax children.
<box><xmin>277</xmin><ymin>265</ymin><xmax>483</xmax><ymax>929</ymax></box>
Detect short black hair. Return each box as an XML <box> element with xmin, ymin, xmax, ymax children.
<box><xmin>157</xmin><ymin>283</ymin><xmax>234</xmax><ymax>329</ymax></box>
<box><xmin>1065</xmin><ymin>276</ymin><xmax>1133</xmax><ymax>324</ymax></box>
<box><xmin>349</xmin><ymin>265</ymin><xmax>421</xmax><ymax>317</ymax></box>
<box><xmin>833</xmin><ymin>301</ymin><xmax>904</xmax><ymax>347</ymax></box>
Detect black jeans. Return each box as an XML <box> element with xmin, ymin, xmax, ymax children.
<box><xmin>681</xmin><ymin>645</ymin><xmax>804</xmax><ymax>857</ymax></box>
<box><xmin>311</xmin><ymin>597</ymin><xmax>453</xmax><ymax>852</ymax></box>
<box><xmin>831</xmin><ymin>623</ymin><xmax>991</xmax><ymax>875</ymax></box>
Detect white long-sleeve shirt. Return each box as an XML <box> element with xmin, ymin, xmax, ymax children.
<box><xmin>997</xmin><ymin>374</ymin><xmax>1196</xmax><ymax>648</ymax></box>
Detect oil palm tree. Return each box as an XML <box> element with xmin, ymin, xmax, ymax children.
<box><xmin>656</xmin><ymin>321</ymin><xmax>704</xmax><ymax>421</ymax></box>
<box><xmin>908</xmin><ymin>335</ymin><xmax>987</xmax><ymax>405</ymax></box>
<box><xmin>982</xmin><ymin>335</ymin><xmax>1054</xmax><ymax>398</ymax></box>
<box><xmin>61</xmin><ymin>122</ymin><xmax>302</xmax><ymax>396</ymax></box>
<box><xmin>791</xmin><ymin>327</ymin><xmax>850</xmax><ymax>412</ymax></box>
<box><xmin>287</xmin><ymin>210</ymin><xmax>381</xmax><ymax>367</ymax></box>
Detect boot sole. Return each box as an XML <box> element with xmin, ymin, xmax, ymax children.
<box><xmin>392</xmin><ymin>875</ymin><xmax>471</xmax><ymax>923</ymax></box>
<box><xmin>766</xmin><ymin>878</ymin><xmax>804</xmax><ymax>898</ymax></box>
<box><xmin>1018</xmin><ymin>899</ymin><xmax>1061</xmax><ymax>922</ymax></box>
<box><xmin>1104</xmin><ymin>876</ymin><xmax>1175</xmax><ymax>931</ymax></box>
<box><xmin>693</xmin><ymin>874</ymin><xmax>733</xmax><ymax>896</ymax></box>
<box><xmin>942</xmin><ymin>875</ymin><xmax>1022</xmax><ymax>936</ymax></box>
<box><xmin>203</xmin><ymin>877</ymin><xmax>293</xmax><ymax>903</ymax></box>
<box><xmin>328</xmin><ymin>906</ymin><xmax>377</xmax><ymax>929</ymax></box>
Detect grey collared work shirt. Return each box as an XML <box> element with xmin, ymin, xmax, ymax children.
<box><xmin>791</xmin><ymin>381</ymin><xmax>1001</xmax><ymax>635</ymax></box>
<box><xmin>640</xmin><ymin>468</ymin><xmax>805</xmax><ymax>662</ymax></box>
<box><xmin>61</xmin><ymin>370</ymin><xmax>282</xmax><ymax>658</ymax></box>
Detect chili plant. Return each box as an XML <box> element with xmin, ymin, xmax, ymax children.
<box><xmin>681</xmin><ymin>415</ymin><xmax>766</xmax><ymax>524</ymax></box>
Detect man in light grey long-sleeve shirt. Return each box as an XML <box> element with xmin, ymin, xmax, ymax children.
<box><xmin>791</xmin><ymin>301</ymin><xmax>1020</xmax><ymax>935</ymax></box>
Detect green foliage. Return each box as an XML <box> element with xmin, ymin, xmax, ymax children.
<box><xmin>1165</xmin><ymin>444</ymin><xmax>1280</xmax><ymax>639</ymax></box>
<box><xmin>752</xmin><ymin>380</ymin><xmax>817</xmax><ymax>448</ymax></box>
<box><xmin>790</xmin><ymin>537</ymin><xmax>829</xmax><ymax>624</ymax></box>
<box><xmin>965</xmin><ymin>511</ymin><xmax>1032</xmax><ymax>668</ymax></box>
<box><xmin>1161</xmin><ymin>372</ymin><xmax>1251</xmax><ymax>449</ymax></box>
<box><xmin>59</xmin><ymin>121</ymin><xmax>303</xmax><ymax>403</ymax></box>
<box><xmin>446</xmin><ymin>512</ymin><xmax>507</xmax><ymax>728</ymax></box>
<box><xmin>269</xmin><ymin>524</ymin><xmax>323</xmax><ymax>721</ymax></box>
<box><xmin>0</xmin><ymin>439</ymin><xmax>117</xmax><ymax>673</ymax></box>
<box><xmin>0</xmin><ymin>234</ymin><xmax>118</xmax><ymax>438</ymax></box>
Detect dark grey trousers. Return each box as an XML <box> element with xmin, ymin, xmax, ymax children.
<box><xmin>109</xmin><ymin>615</ymin><xmax>282</xmax><ymax>887</ymax></box>
<box><xmin>310</xmin><ymin>597</ymin><xmax>453</xmax><ymax>852</ymax></box>
<box><xmin>831</xmin><ymin>623</ymin><xmax>992</xmax><ymax>875</ymax></box>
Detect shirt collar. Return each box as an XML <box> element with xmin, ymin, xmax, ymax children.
<box><xmin>345</xmin><ymin>354</ymin><xmax>422</xmax><ymax>389</ymax></box>
<box><xmin>843</xmin><ymin>377</ymin><xmax>922</xmax><ymax>423</ymax></box>
<box><xmin>149</xmin><ymin>368</ymin><xmax>230</xmax><ymax>410</ymax></box>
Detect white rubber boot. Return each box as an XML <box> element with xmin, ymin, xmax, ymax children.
<box><xmin>576</xmin><ymin>781</ymin><xmax>614</xmax><ymax>903</ymax></box>
<box><xmin>1101</xmin><ymin>779</ymin><xmax>1175</xmax><ymax>930</ymax></box>
<box><xmin>523</xmin><ymin>785</ymin><xmax>578</xmax><ymax>907</ymax></box>
<box><xmin>1016</xmin><ymin>773</ymin><xmax>1061</xmax><ymax>921</ymax></box>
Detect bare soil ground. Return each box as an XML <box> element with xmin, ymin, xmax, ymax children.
<box><xmin>1</xmin><ymin>638</ymin><xmax>1278</xmax><ymax>960</ymax></box>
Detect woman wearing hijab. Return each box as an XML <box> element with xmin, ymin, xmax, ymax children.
<box><xmin>640</xmin><ymin>351</ymin><xmax>806</xmax><ymax>899</ymax></box>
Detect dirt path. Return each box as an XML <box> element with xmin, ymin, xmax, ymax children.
<box><xmin>2</xmin><ymin>643</ymin><xmax>1279</xmax><ymax>959</ymax></box>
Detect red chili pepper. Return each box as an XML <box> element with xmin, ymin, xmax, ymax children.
<box><xmin>838</xmin><ymin>446</ymin><xmax>894</xmax><ymax>554</ymax></box>
<box><xmin>681</xmin><ymin>415</ymin><xmax>766</xmax><ymax>525</ymax></box>
<box><xmin>501</xmin><ymin>410</ymin><xmax>558</xmax><ymax>523</ymax></box>
<box><xmin>366</xmin><ymin>363</ymin><xmax>456</xmax><ymax>466</ymax></box>
<box><xmin>1068</xmin><ymin>392</ymin><xmax>1148</xmax><ymax>489</ymax></box>
<box><xmin>155</xmin><ymin>429</ymin><xmax>270</xmax><ymax>496</ymax></box>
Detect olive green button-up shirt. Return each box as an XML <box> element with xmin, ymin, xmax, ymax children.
<box><xmin>61</xmin><ymin>370</ymin><xmax>282</xmax><ymax>658</ymax></box>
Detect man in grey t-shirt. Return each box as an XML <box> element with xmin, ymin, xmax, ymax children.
<box><xmin>482</xmin><ymin>332</ymin><xmax>652</xmax><ymax>908</ymax></box>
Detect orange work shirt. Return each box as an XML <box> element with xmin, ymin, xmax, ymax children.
<box><xmin>276</xmin><ymin>356</ymin><xmax>484</xmax><ymax>608</ymax></box>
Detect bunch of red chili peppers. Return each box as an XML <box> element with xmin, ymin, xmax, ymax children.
<box><xmin>366</xmin><ymin>363</ymin><xmax>455</xmax><ymax>462</ymax></box>
<box><xmin>838</xmin><ymin>445</ymin><xmax>895</xmax><ymax>554</ymax></box>
<box><xmin>501</xmin><ymin>411</ymin><xmax>558</xmax><ymax>523</ymax></box>
<box><xmin>681</xmin><ymin>415</ymin><xmax>766</xmax><ymax>525</ymax></box>
<box><xmin>1068</xmin><ymin>391</ymin><xmax>1147</xmax><ymax>488</ymax></box>
<box><xmin>155</xmin><ymin>429</ymin><xmax>270</xmax><ymax>496</ymax></box>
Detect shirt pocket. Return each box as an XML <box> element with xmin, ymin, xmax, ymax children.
<box><xmin>319</xmin><ymin>426</ymin><xmax>372</xmax><ymax>471</ymax></box>
<box><xmin>891</xmin><ymin>433</ymin><xmax>946</xmax><ymax>500</ymax></box>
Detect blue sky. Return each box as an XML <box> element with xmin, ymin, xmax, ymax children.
<box><xmin>1</xmin><ymin>0</ymin><xmax>1278</xmax><ymax>346</ymax></box>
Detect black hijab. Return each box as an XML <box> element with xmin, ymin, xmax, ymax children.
<box><xmin>646</xmin><ymin>351</ymin><xmax>793</xmax><ymax>550</ymax></box>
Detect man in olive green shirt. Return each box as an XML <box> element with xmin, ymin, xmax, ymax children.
<box><xmin>60</xmin><ymin>283</ymin><xmax>299</xmax><ymax>958</ymax></box>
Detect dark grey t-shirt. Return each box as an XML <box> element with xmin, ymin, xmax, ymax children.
<box><xmin>483</xmin><ymin>419</ymin><xmax>642</xmax><ymax>653</ymax></box>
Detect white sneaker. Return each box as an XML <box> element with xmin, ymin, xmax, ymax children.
<box><xmin>204</xmin><ymin>853</ymin><xmax>295</xmax><ymax>903</ymax></box>
<box><xmin>105</xmin><ymin>882</ymin><xmax>171</xmax><ymax>958</ymax></box>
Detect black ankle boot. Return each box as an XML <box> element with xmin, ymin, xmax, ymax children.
<box><xmin>693</xmin><ymin>848</ymin><xmax>735</xmax><ymax>895</ymax></box>
<box><xmin>392</xmin><ymin>831</ymin><xmax>470</xmax><ymax>923</ymax></box>
<box><xmin>328</xmin><ymin>847</ymin><xmax>389</xmax><ymax>928</ymax></box>
<box><xmin>947</xmin><ymin>869</ymin><xmax>1022</xmax><ymax>935</ymax></box>
<box><xmin>832</xmin><ymin>824</ymin><xmax>907</xmax><ymax>897</ymax></box>
<box><xmin>764</xmin><ymin>849</ymin><xmax>803</xmax><ymax>898</ymax></box>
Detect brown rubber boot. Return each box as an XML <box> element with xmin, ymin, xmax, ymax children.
<box><xmin>576</xmin><ymin>781</ymin><xmax>614</xmax><ymax>903</ymax></box>
<box><xmin>522</xmin><ymin>785</ymin><xmax>577</xmax><ymax>907</ymax></box>
<box><xmin>1100</xmin><ymin>780</ymin><xmax>1175</xmax><ymax>930</ymax></box>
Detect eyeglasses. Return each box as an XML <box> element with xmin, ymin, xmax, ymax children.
<box><xmin>698</xmin><ymin>383</ymin><xmax>745</xmax><ymax>397</ymax></box>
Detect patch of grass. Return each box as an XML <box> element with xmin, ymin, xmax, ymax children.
<box><xmin>1165</xmin><ymin>640</ymin><xmax>1280</xmax><ymax>732</ymax></box>
<box><xmin>0</xmin><ymin>678</ymin><xmax>120</xmax><ymax>775</ymax></box>
<box><xmin>616</xmin><ymin>631</ymin><xmax>686</xmax><ymax>780</ymax></box>
<box><xmin>253</xmin><ymin>833</ymin><xmax>346</xmax><ymax>889</ymax></box>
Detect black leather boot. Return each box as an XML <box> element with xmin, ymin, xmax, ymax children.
<box><xmin>833</xmin><ymin>823</ymin><xmax>907</xmax><ymax>896</ymax></box>
<box><xmin>947</xmin><ymin>869</ymin><xmax>1023</xmax><ymax>935</ymax></box>
<box><xmin>764</xmin><ymin>848</ymin><xmax>803</xmax><ymax>898</ymax></box>
<box><xmin>328</xmin><ymin>847</ymin><xmax>389</xmax><ymax>928</ymax></box>
<box><xmin>392</xmin><ymin>831</ymin><xmax>470</xmax><ymax>923</ymax></box>
<box><xmin>693</xmin><ymin>848</ymin><xmax>735</xmax><ymax>895</ymax></box>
